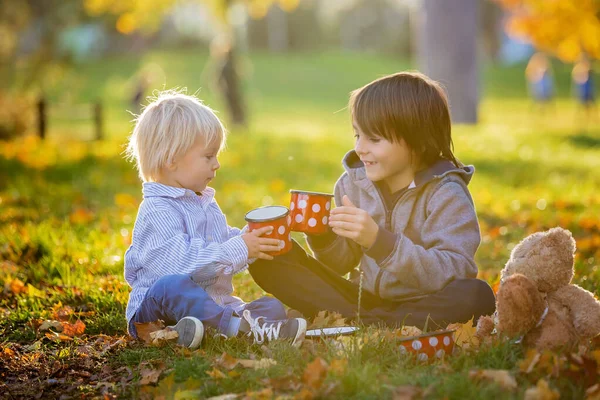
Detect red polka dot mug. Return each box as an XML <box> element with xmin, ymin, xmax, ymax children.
<box><xmin>397</xmin><ymin>329</ymin><xmax>456</xmax><ymax>362</ymax></box>
<box><xmin>244</xmin><ymin>205</ymin><xmax>292</xmax><ymax>256</ymax></box>
<box><xmin>289</xmin><ymin>190</ymin><xmax>334</xmax><ymax>234</ymax></box>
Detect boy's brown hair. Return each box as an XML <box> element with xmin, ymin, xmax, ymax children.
<box><xmin>349</xmin><ymin>71</ymin><xmax>459</xmax><ymax>168</ymax></box>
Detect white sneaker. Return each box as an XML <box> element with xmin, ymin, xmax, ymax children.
<box><xmin>170</xmin><ymin>317</ymin><xmax>204</xmax><ymax>349</ymax></box>
<box><xmin>242</xmin><ymin>310</ymin><xmax>307</xmax><ymax>348</ymax></box>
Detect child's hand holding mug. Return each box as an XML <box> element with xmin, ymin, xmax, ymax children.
<box><xmin>329</xmin><ymin>195</ymin><xmax>379</xmax><ymax>248</ymax></box>
<box><xmin>242</xmin><ymin>226</ymin><xmax>284</xmax><ymax>260</ymax></box>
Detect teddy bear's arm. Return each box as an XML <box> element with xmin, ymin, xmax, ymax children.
<box><xmin>552</xmin><ymin>284</ymin><xmax>600</xmax><ymax>339</ymax></box>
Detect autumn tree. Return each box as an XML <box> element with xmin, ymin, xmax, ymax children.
<box><xmin>84</xmin><ymin>0</ymin><xmax>300</xmax><ymax>127</ymax></box>
<box><xmin>494</xmin><ymin>0</ymin><xmax>600</xmax><ymax>62</ymax></box>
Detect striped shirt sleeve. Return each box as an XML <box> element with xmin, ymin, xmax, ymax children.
<box><xmin>136</xmin><ymin>209</ymin><xmax>249</xmax><ymax>277</ymax></box>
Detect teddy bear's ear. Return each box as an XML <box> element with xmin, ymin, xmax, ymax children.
<box><xmin>545</xmin><ymin>227</ymin><xmax>576</xmax><ymax>255</ymax></box>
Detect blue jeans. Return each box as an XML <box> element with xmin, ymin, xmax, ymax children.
<box><xmin>128</xmin><ymin>274</ymin><xmax>287</xmax><ymax>338</ymax></box>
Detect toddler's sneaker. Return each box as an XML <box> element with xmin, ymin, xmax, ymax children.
<box><xmin>170</xmin><ymin>316</ymin><xmax>204</xmax><ymax>349</ymax></box>
<box><xmin>242</xmin><ymin>310</ymin><xmax>306</xmax><ymax>348</ymax></box>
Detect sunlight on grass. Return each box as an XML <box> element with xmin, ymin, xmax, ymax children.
<box><xmin>1</xmin><ymin>50</ymin><xmax>599</xmax><ymax>398</ymax></box>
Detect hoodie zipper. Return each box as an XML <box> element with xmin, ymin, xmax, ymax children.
<box><xmin>372</xmin><ymin>184</ymin><xmax>391</xmax><ymax>298</ymax></box>
<box><xmin>372</xmin><ymin>184</ymin><xmax>413</xmax><ymax>298</ymax></box>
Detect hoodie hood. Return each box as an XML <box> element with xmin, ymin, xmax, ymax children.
<box><xmin>341</xmin><ymin>150</ymin><xmax>474</xmax><ymax>190</ymax></box>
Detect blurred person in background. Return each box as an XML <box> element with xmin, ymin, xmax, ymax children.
<box><xmin>525</xmin><ymin>52</ymin><xmax>555</xmax><ymax>112</ymax></box>
<box><xmin>572</xmin><ymin>55</ymin><xmax>597</xmax><ymax>123</ymax></box>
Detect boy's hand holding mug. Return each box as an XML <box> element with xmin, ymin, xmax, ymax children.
<box><xmin>329</xmin><ymin>195</ymin><xmax>379</xmax><ymax>249</ymax></box>
<box><xmin>242</xmin><ymin>226</ymin><xmax>283</xmax><ymax>260</ymax></box>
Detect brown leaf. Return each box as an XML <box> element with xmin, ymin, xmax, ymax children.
<box><xmin>44</xmin><ymin>331</ymin><xmax>73</xmax><ymax>342</ymax></box>
<box><xmin>391</xmin><ymin>385</ymin><xmax>422</xmax><ymax>400</ymax></box>
<box><xmin>216</xmin><ymin>352</ymin><xmax>240</xmax><ymax>370</ymax></box>
<box><xmin>206</xmin><ymin>368</ymin><xmax>227</xmax><ymax>380</ymax></box>
<box><xmin>524</xmin><ymin>379</ymin><xmax>560</xmax><ymax>400</ymax></box>
<box><xmin>302</xmin><ymin>357</ymin><xmax>328</xmax><ymax>390</ymax></box>
<box><xmin>61</xmin><ymin>320</ymin><xmax>85</xmax><ymax>337</ymax></box>
<box><xmin>263</xmin><ymin>375</ymin><xmax>302</xmax><ymax>392</ymax></box>
<box><xmin>139</xmin><ymin>367</ymin><xmax>164</xmax><ymax>385</ymax></box>
<box><xmin>469</xmin><ymin>369</ymin><xmax>517</xmax><ymax>391</ymax></box>
<box><xmin>243</xmin><ymin>388</ymin><xmax>273</xmax><ymax>400</ymax></box>
<box><xmin>134</xmin><ymin>320</ymin><xmax>165</xmax><ymax>344</ymax></box>
<box><xmin>51</xmin><ymin>304</ymin><xmax>74</xmax><ymax>321</ymax></box>
<box><xmin>206</xmin><ymin>395</ymin><xmax>239</xmax><ymax>400</ymax></box>
<box><xmin>149</xmin><ymin>328</ymin><xmax>178</xmax><ymax>345</ymax></box>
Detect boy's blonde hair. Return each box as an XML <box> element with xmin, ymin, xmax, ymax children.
<box><xmin>126</xmin><ymin>90</ymin><xmax>226</xmax><ymax>182</ymax></box>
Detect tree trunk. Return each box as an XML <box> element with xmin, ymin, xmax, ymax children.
<box><xmin>416</xmin><ymin>0</ymin><xmax>479</xmax><ymax>124</ymax></box>
<box><xmin>266</xmin><ymin>3</ymin><xmax>289</xmax><ymax>52</ymax></box>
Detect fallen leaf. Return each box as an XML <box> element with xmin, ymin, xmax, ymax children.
<box><xmin>216</xmin><ymin>352</ymin><xmax>240</xmax><ymax>370</ymax></box>
<box><xmin>51</xmin><ymin>305</ymin><xmax>74</xmax><ymax>321</ymax></box>
<box><xmin>44</xmin><ymin>331</ymin><xmax>73</xmax><ymax>342</ymax></box>
<box><xmin>6</xmin><ymin>277</ymin><xmax>27</xmax><ymax>295</ymax></box>
<box><xmin>524</xmin><ymin>379</ymin><xmax>560</xmax><ymax>400</ymax></box>
<box><xmin>39</xmin><ymin>320</ymin><xmax>63</xmax><ymax>332</ymax></box>
<box><xmin>150</xmin><ymin>328</ymin><xmax>179</xmax><ymax>345</ymax></box>
<box><xmin>302</xmin><ymin>357</ymin><xmax>328</xmax><ymax>390</ymax></box>
<box><xmin>400</xmin><ymin>326</ymin><xmax>423</xmax><ymax>337</ymax></box>
<box><xmin>238</xmin><ymin>358</ymin><xmax>277</xmax><ymax>370</ymax></box>
<box><xmin>469</xmin><ymin>369</ymin><xmax>517</xmax><ymax>391</ymax></box>
<box><xmin>448</xmin><ymin>317</ymin><xmax>479</xmax><ymax>350</ymax></box>
<box><xmin>134</xmin><ymin>320</ymin><xmax>165</xmax><ymax>344</ymax></box>
<box><xmin>309</xmin><ymin>310</ymin><xmax>347</xmax><ymax>329</ymax></box>
<box><xmin>140</xmin><ymin>367</ymin><xmax>164</xmax><ymax>385</ymax></box>
<box><xmin>61</xmin><ymin>320</ymin><xmax>85</xmax><ymax>337</ymax></box>
<box><xmin>206</xmin><ymin>368</ymin><xmax>227</xmax><ymax>380</ymax></box>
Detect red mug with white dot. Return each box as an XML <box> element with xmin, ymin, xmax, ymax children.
<box><xmin>245</xmin><ymin>205</ymin><xmax>292</xmax><ymax>256</ymax></box>
<box><xmin>289</xmin><ymin>190</ymin><xmax>334</xmax><ymax>234</ymax></box>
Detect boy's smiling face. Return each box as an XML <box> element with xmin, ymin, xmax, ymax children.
<box><xmin>164</xmin><ymin>136</ymin><xmax>222</xmax><ymax>193</ymax></box>
<box><xmin>353</xmin><ymin>123</ymin><xmax>418</xmax><ymax>193</ymax></box>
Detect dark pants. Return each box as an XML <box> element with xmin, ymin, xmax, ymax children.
<box><xmin>249</xmin><ymin>241</ymin><xmax>496</xmax><ymax>330</ymax></box>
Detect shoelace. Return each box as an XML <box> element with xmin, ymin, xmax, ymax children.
<box><xmin>242</xmin><ymin>310</ymin><xmax>283</xmax><ymax>344</ymax></box>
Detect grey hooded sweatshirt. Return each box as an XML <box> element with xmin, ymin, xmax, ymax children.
<box><xmin>307</xmin><ymin>150</ymin><xmax>480</xmax><ymax>302</ymax></box>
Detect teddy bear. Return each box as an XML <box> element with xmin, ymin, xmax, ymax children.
<box><xmin>476</xmin><ymin>227</ymin><xmax>600</xmax><ymax>350</ymax></box>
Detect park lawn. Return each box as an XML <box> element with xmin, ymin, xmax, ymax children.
<box><xmin>1</xmin><ymin>49</ymin><xmax>600</xmax><ymax>399</ymax></box>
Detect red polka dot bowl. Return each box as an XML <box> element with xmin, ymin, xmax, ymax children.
<box><xmin>397</xmin><ymin>329</ymin><xmax>456</xmax><ymax>362</ymax></box>
<box><xmin>289</xmin><ymin>190</ymin><xmax>334</xmax><ymax>234</ymax></box>
<box><xmin>245</xmin><ymin>205</ymin><xmax>292</xmax><ymax>256</ymax></box>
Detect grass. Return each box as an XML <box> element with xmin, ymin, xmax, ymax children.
<box><xmin>1</xmin><ymin>48</ymin><xmax>599</xmax><ymax>399</ymax></box>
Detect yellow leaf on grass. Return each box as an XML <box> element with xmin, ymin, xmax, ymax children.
<box><xmin>206</xmin><ymin>368</ymin><xmax>227</xmax><ymax>380</ymax></box>
<box><xmin>524</xmin><ymin>379</ymin><xmax>560</xmax><ymax>400</ymax></box>
<box><xmin>448</xmin><ymin>317</ymin><xmax>479</xmax><ymax>350</ymax></box>
<box><xmin>309</xmin><ymin>310</ymin><xmax>348</xmax><ymax>329</ymax></box>
<box><xmin>469</xmin><ymin>369</ymin><xmax>517</xmax><ymax>391</ymax></box>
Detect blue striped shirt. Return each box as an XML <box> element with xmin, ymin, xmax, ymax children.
<box><xmin>124</xmin><ymin>182</ymin><xmax>249</xmax><ymax>323</ymax></box>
